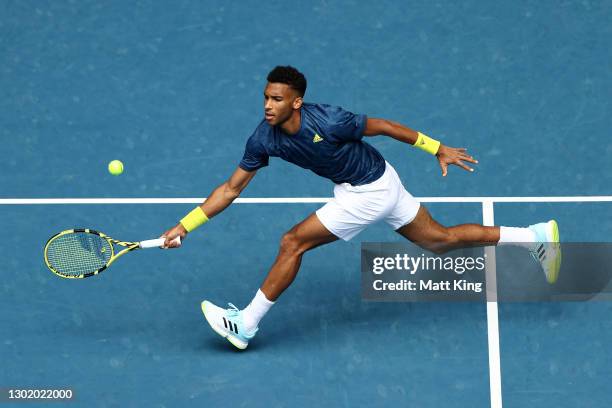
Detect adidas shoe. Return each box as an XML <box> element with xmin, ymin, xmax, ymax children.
<box><xmin>528</xmin><ymin>220</ymin><xmax>561</xmax><ymax>284</ymax></box>
<box><xmin>201</xmin><ymin>301</ymin><xmax>257</xmax><ymax>350</ymax></box>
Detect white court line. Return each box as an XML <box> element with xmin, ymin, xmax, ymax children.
<box><xmin>1</xmin><ymin>196</ymin><xmax>612</xmax><ymax>204</ymax></box>
<box><xmin>482</xmin><ymin>201</ymin><xmax>503</xmax><ymax>408</ymax></box>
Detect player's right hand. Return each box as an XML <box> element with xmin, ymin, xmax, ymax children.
<box><xmin>161</xmin><ymin>223</ymin><xmax>187</xmax><ymax>249</ymax></box>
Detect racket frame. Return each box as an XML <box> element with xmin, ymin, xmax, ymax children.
<box><xmin>44</xmin><ymin>228</ymin><xmax>141</xmax><ymax>279</ymax></box>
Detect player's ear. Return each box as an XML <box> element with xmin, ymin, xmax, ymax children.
<box><xmin>293</xmin><ymin>97</ymin><xmax>303</xmax><ymax>109</ymax></box>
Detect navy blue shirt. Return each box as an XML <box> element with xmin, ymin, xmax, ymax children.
<box><xmin>239</xmin><ymin>103</ymin><xmax>386</xmax><ymax>185</ymax></box>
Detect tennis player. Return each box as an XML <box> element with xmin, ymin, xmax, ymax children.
<box><xmin>161</xmin><ymin>66</ymin><xmax>561</xmax><ymax>350</ymax></box>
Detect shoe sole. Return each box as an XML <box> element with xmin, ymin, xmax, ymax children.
<box><xmin>546</xmin><ymin>220</ymin><xmax>561</xmax><ymax>284</ymax></box>
<box><xmin>201</xmin><ymin>301</ymin><xmax>248</xmax><ymax>350</ymax></box>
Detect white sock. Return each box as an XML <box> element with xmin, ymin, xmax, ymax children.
<box><xmin>242</xmin><ymin>289</ymin><xmax>274</xmax><ymax>332</ymax></box>
<box><xmin>498</xmin><ymin>226</ymin><xmax>536</xmax><ymax>249</ymax></box>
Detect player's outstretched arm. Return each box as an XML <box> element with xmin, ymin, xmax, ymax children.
<box><xmin>363</xmin><ymin>118</ymin><xmax>478</xmax><ymax>176</ymax></box>
<box><xmin>161</xmin><ymin>167</ymin><xmax>258</xmax><ymax>248</ymax></box>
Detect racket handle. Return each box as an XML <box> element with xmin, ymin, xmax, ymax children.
<box><xmin>139</xmin><ymin>236</ymin><xmax>180</xmax><ymax>249</ymax></box>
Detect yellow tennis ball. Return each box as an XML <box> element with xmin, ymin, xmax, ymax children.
<box><xmin>108</xmin><ymin>160</ymin><xmax>124</xmax><ymax>176</ymax></box>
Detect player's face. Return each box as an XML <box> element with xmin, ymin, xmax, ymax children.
<box><xmin>263</xmin><ymin>82</ymin><xmax>301</xmax><ymax>126</ymax></box>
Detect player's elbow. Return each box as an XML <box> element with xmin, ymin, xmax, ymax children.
<box><xmin>220</xmin><ymin>182</ymin><xmax>241</xmax><ymax>201</ymax></box>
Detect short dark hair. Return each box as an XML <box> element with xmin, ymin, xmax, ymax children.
<box><xmin>267</xmin><ymin>66</ymin><xmax>307</xmax><ymax>97</ymax></box>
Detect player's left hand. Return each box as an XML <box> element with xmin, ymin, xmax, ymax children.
<box><xmin>436</xmin><ymin>145</ymin><xmax>478</xmax><ymax>177</ymax></box>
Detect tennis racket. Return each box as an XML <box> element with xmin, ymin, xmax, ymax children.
<box><xmin>43</xmin><ymin>228</ymin><xmax>179</xmax><ymax>279</ymax></box>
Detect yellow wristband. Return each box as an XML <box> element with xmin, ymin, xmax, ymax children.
<box><xmin>180</xmin><ymin>207</ymin><xmax>209</xmax><ymax>232</ymax></box>
<box><xmin>414</xmin><ymin>132</ymin><xmax>441</xmax><ymax>155</ymax></box>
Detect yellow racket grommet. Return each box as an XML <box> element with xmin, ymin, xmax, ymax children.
<box><xmin>180</xmin><ymin>207</ymin><xmax>209</xmax><ymax>232</ymax></box>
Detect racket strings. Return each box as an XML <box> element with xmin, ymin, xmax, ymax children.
<box><xmin>45</xmin><ymin>232</ymin><xmax>113</xmax><ymax>276</ymax></box>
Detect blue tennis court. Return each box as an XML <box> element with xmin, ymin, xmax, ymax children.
<box><xmin>1</xmin><ymin>1</ymin><xmax>611</xmax><ymax>407</ymax></box>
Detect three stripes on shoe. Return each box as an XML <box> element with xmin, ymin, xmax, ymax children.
<box><xmin>536</xmin><ymin>243</ymin><xmax>546</xmax><ymax>260</ymax></box>
<box><xmin>222</xmin><ymin>317</ymin><xmax>239</xmax><ymax>334</ymax></box>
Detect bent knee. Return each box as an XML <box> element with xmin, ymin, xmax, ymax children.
<box><xmin>279</xmin><ymin>231</ymin><xmax>303</xmax><ymax>255</ymax></box>
<box><xmin>419</xmin><ymin>229</ymin><xmax>460</xmax><ymax>254</ymax></box>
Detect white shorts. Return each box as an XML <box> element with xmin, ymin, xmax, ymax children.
<box><xmin>316</xmin><ymin>162</ymin><xmax>420</xmax><ymax>241</ymax></box>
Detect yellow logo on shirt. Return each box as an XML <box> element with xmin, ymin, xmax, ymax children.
<box><xmin>313</xmin><ymin>134</ymin><xmax>324</xmax><ymax>143</ymax></box>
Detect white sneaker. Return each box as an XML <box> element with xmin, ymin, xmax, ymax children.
<box><xmin>528</xmin><ymin>220</ymin><xmax>561</xmax><ymax>284</ymax></box>
<box><xmin>201</xmin><ymin>300</ymin><xmax>258</xmax><ymax>350</ymax></box>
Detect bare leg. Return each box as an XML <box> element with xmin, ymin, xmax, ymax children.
<box><xmin>260</xmin><ymin>213</ymin><xmax>338</xmax><ymax>301</ymax></box>
<box><xmin>396</xmin><ymin>205</ymin><xmax>500</xmax><ymax>254</ymax></box>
